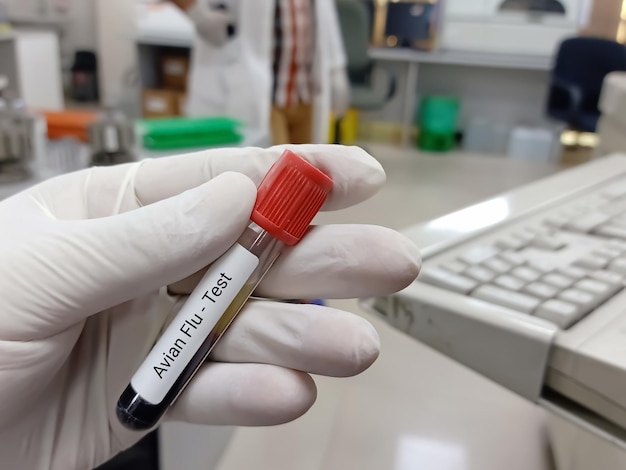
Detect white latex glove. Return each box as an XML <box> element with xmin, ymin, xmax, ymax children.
<box><xmin>0</xmin><ymin>144</ymin><xmax>420</xmax><ymax>470</ymax></box>
<box><xmin>331</xmin><ymin>67</ymin><xmax>351</xmax><ymax>118</ymax></box>
<box><xmin>187</xmin><ymin>1</ymin><xmax>236</xmax><ymax>47</ymax></box>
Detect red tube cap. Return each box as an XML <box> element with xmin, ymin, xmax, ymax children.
<box><xmin>251</xmin><ymin>150</ymin><xmax>334</xmax><ymax>246</ymax></box>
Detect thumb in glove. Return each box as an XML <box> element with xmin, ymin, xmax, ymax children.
<box><xmin>0</xmin><ymin>171</ymin><xmax>256</xmax><ymax>341</ymax></box>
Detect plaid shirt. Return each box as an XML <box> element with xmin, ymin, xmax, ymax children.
<box><xmin>272</xmin><ymin>0</ymin><xmax>316</xmax><ymax>108</ymax></box>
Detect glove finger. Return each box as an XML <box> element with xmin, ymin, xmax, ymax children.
<box><xmin>168</xmin><ymin>224</ymin><xmax>421</xmax><ymax>299</ymax></box>
<box><xmin>8</xmin><ymin>172</ymin><xmax>256</xmax><ymax>336</ymax></box>
<box><xmin>72</xmin><ymin>173</ymin><xmax>255</xmax><ymax>321</ymax></box>
<box><xmin>132</xmin><ymin>144</ymin><xmax>385</xmax><ymax>212</ymax></box>
<box><xmin>166</xmin><ymin>363</ymin><xmax>317</xmax><ymax>426</ymax></box>
<box><xmin>210</xmin><ymin>301</ymin><xmax>380</xmax><ymax>378</ymax></box>
<box><xmin>259</xmin><ymin>225</ymin><xmax>421</xmax><ymax>298</ymax></box>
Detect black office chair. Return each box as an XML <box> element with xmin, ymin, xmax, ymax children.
<box><xmin>546</xmin><ymin>37</ymin><xmax>626</xmax><ymax>133</ymax></box>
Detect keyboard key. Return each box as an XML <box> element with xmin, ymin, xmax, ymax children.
<box><xmin>493</xmin><ymin>275</ymin><xmax>526</xmax><ymax>291</ymax></box>
<box><xmin>561</xmin><ymin>207</ymin><xmax>583</xmax><ymax>218</ymax></box>
<box><xmin>599</xmin><ymin>198</ymin><xmax>626</xmax><ymax>216</ymax></box>
<box><xmin>526</xmin><ymin>226</ymin><xmax>551</xmax><ymax>236</ymax></box>
<box><xmin>419</xmin><ymin>268</ymin><xmax>478</xmax><ymax>294</ymax></box>
<box><xmin>573</xmin><ymin>256</ymin><xmax>609</xmax><ymax>270</ymax></box>
<box><xmin>577</xmin><ymin>200</ymin><xmax>604</xmax><ymax>212</ymax></box>
<box><xmin>511</xmin><ymin>266</ymin><xmax>542</xmax><ymax>283</ymax></box>
<box><xmin>606</xmin><ymin>240</ymin><xmax>626</xmax><ymax>252</ymax></box>
<box><xmin>483</xmin><ymin>257</ymin><xmax>512</xmax><ymax>274</ymax></box>
<box><xmin>574</xmin><ymin>279</ymin><xmax>620</xmax><ymax>300</ymax></box>
<box><xmin>601</xmin><ymin>183</ymin><xmax>626</xmax><ymax>199</ymax></box>
<box><xmin>543</xmin><ymin>273</ymin><xmax>575</xmax><ymax>289</ymax></box>
<box><xmin>523</xmin><ymin>282</ymin><xmax>559</xmax><ymax>300</ymax></box>
<box><xmin>595</xmin><ymin>225</ymin><xmax>626</xmax><ymax>239</ymax></box>
<box><xmin>500</xmin><ymin>251</ymin><xmax>526</xmax><ymax>266</ymax></box>
<box><xmin>512</xmin><ymin>231</ymin><xmax>536</xmax><ymax>243</ymax></box>
<box><xmin>589</xmin><ymin>270</ymin><xmax>624</xmax><ymax>287</ymax></box>
<box><xmin>440</xmin><ymin>260</ymin><xmax>467</xmax><ymax>274</ymax></box>
<box><xmin>609</xmin><ymin>218</ymin><xmax>626</xmax><ymax>229</ymax></box>
<box><xmin>585</xmin><ymin>193</ymin><xmax>613</xmax><ymax>205</ymax></box>
<box><xmin>535</xmin><ymin>299</ymin><xmax>582</xmax><ymax>329</ymax></box>
<box><xmin>557</xmin><ymin>266</ymin><xmax>588</xmax><ymax>280</ymax></box>
<box><xmin>612</xmin><ymin>213</ymin><xmax>626</xmax><ymax>223</ymax></box>
<box><xmin>558</xmin><ymin>289</ymin><xmax>597</xmax><ymax>314</ymax></box>
<box><xmin>527</xmin><ymin>260</ymin><xmax>556</xmax><ymax>274</ymax></box>
<box><xmin>544</xmin><ymin>215</ymin><xmax>570</xmax><ymax>229</ymax></box>
<box><xmin>592</xmin><ymin>248</ymin><xmax>622</xmax><ymax>259</ymax></box>
<box><xmin>495</xmin><ymin>237</ymin><xmax>526</xmax><ymax>250</ymax></box>
<box><xmin>458</xmin><ymin>246</ymin><xmax>499</xmax><ymax>265</ymax></box>
<box><xmin>565</xmin><ymin>213</ymin><xmax>611</xmax><ymax>232</ymax></box>
<box><xmin>465</xmin><ymin>266</ymin><xmax>496</xmax><ymax>283</ymax></box>
<box><xmin>608</xmin><ymin>258</ymin><xmax>626</xmax><ymax>275</ymax></box>
<box><xmin>530</xmin><ymin>235</ymin><xmax>566</xmax><ymax>250</ymax></box>
<box><xmin>471</xmin><ymin>285</ymin><xmax>541</xmax><ymax>314</ymax></box>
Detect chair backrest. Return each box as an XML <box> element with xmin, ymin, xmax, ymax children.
<box><xmin>335</xmin><ymin>0</ymin><xmax>372</xmax><ymax>83</ymax></box>
<box><xmin>553</xmin><ymin>37</ymin><xmax>626</xmax><ymax>95</ymax></box>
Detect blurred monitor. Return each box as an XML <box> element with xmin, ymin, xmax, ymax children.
<box><xmin>499</xmin><ymin>0</ymin><xmax>567</xmax><ymax>14</ymax></box>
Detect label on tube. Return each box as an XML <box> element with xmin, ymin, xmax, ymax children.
<box><xmin>131</xmin><ymin>243</ymin><xmax>259</xmax><ymax>404</ymax></box>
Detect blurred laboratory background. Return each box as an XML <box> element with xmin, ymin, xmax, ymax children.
<box><xmin>4</xmin><ymin>1</ymin><xmax>626</xmax><ymax>469</ymax></box>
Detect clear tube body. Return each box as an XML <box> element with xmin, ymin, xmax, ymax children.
<box><xmin>116</xmin><ymin>222</ymin><xmax>284</xmax><ymax>430</ymax></box>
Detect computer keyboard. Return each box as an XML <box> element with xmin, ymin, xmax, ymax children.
<box><xmin>418</xmin><ymin>181</ymin><xmax>626</xmax><ymax>330</ymax></box>
<box><xmin>362</xmin><ymin>154</ymin><xmax>626</xmax><ymax>442</ymax></box>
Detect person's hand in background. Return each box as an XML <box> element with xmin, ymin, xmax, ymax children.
<box><xmin>0</xmin><ymin>145</ymin><xmax>420</xmax><ymax>470</ymax></box>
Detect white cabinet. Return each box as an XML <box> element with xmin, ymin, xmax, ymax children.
<box><xmin>441</xmin><ymin>0</ymin><xmax>584</xmax><ymax>56</ymax></box>
<box><xmin>0</xmin><ymin>29</ymin><xmax>64</xmax><ymax>110</ymax></box>
<box><xmin>445</xmin><ymin>0</ymin><xmax>490</xmax><ymax>17</ymax></box>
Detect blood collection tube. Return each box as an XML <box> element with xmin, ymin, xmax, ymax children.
<box><xmin>117</xmin><ymin>150</ymin><xmax>334</xmax><ymax>430</ymax></box>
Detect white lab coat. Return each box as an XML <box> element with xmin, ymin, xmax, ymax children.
<box><xmin>186</xmin><ymin>0</ymin><xmax>346</xmax><ymax>146</ymax></box>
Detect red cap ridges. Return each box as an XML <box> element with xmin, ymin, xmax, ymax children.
<box><xmin>251</xmin><ymin>150</ymin><xmax>333</xmax><ymax>246</ymax></box>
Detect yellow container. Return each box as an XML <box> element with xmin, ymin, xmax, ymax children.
<box><xmin>328</xmin><ymin>108</ymin><xmax>359</xmax><ymax>145</ymax></box>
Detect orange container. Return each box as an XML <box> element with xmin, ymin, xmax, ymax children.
<box><xmin>41</xmin><ymin>110</ymin><xmax>98</xmax><ymax>142</ymax></box>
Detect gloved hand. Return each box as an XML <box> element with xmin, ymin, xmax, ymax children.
<box><xmin>330</xmin><ymin>67</ymin><xmax>351</xmax><ymax>118</ymax></box>
<box><xmin>186</xmin><ymin>1</ymin><xmax>236</xmax><ymax>47</ymax></box>
<box><xmin>0</xmin><ymin>144</ymin><xmax>420</xmax><ymax>470</ymax></box>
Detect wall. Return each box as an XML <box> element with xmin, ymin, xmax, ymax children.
<box><xmin>362</xmin><ymin>61</ymin><xmax>551</xmax><ymax>135</ymax></box>
<box><xmin>63</xmin><ymin>0</ymin><xmax>97</xmax><ymax>53</ymax></box>
<box><xmin>94</xmin><ymin>0</ymin><xmax>139</xmax><ymax>109</ymax></box>
<box><xmin>579</xmin><ymin>0</ymin><xmax>622</xmax><ymax>39</ymax></box>
<box><xmin>0</xmin><ymin>0</ymin><xmax>97</xmax><ymax>66</ymax></box>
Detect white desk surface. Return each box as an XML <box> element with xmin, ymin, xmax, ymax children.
<box><xmin>369</xmin><ymin>47</ymin><xmax>553</xmax><ymax>71</ymax></box>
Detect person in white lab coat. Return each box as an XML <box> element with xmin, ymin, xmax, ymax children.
<box><xmin>171</xmin><ymin>0</ymin><xmax>350</xmax><ymax>146</ymax></box>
